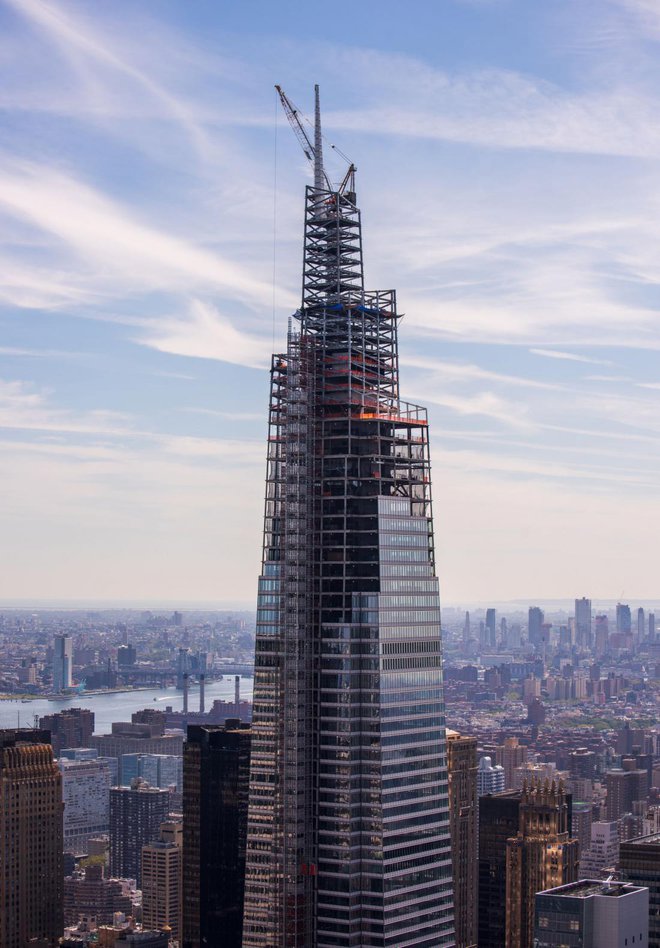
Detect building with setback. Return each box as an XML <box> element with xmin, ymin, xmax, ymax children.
<box><xmin>447</xmin><ymin>730</ymin><xmax>478</xmax><ymax>948</ymax></box>
<box><xmin>0</xmin><ymin>729</ymin><xmax>63</xmax><ymax>947</ymax></box>
<box><xmin>505</xmin><ymin>779</ymin><xmax>579</xmax><ymax>948</ymax></box>
<box><xmin>534</xmin><ymin>880</ymin><xmax>648</xmax><ymax>947</ymax></box>
<box><xmin>241</xmin><ymin>85</ymin><xmax>455</xmax><ymax>948</ymax></box>
<box><xmin>109</xmin><ymin>783</ymin><xmax>171</xmax><ymax>886</ymax></box>
<box><xmin>477</xmin><ymin>755</ymin><xmax>506</xmax><ymax>796</ymax></box>
<box><xmin>183</xmin><ymin>722</ymin><xmax>250</xmax><ymax>948</ymax></box>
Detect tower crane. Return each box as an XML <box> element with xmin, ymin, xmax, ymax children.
<box><xmin>275</xmin><ymin>84</ymin><xmax>356</xmax><ymax>199</ymax></box>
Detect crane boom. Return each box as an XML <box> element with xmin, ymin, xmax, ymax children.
<box><xmin>275</xmin><ymin>84</ymin><xmax>354</xmax><ymax>195</ymax></box>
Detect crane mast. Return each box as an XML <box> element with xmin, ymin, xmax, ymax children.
<box><xmin>275</xmin><ymin>84</ymin><xmax>356</xmax><ymax>196</ymax></box>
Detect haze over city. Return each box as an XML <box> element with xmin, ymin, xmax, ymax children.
<box><xmin>1</xmin><ymin>0</ymin><xmax>660</xmax><ymax>604</ymax></box>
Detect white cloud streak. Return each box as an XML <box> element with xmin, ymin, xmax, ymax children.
<box><xmin>530</xmin><ymin>348</ymin><xmax>613</xmax><ymax>365</ymax></box>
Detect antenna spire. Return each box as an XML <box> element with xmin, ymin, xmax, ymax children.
<box><xmin>313</xmin><ymin>84</ymin><xmax>324</xmax><ymax>192</ymax></box>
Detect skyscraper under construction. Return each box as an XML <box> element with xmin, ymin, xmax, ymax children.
<box><xmin>242</xmin><ymin>87</ymin><xmax>455</xmax><ymax>948</ymax></box>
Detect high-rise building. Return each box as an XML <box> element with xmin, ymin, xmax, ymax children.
<box><xmin>142</xmin><ymin>822</ymin><xmax>183</xmax><ymax>942</ymax></box>
<box><xmin>241</xmin><ymin>86</ymin><xmax>455</xmax><ymax>948</ymax></box>
<box><xmin>617</xmin><ymin>602</ymin><xmax>632</xmax><ymax>635</ymax></box>
<box><xmin>638</xmin><ymin>607</ymin><xmax>646</xmax><ymax>643</ymax></box>
<box><xmin>485</xmin><ymin>607</ymin><xmax>497</xmax><ymax>648</ymax></box>
<box><xmin>569</xmin><ymin>747</ymin><xmax>596</xmax><ymax>780</ymax></box>
<box><xmin>60</xmin><ymin>756</ymin><xmax>112</xmax><ymax>854</ymax></box>
<box><xmin>183</xmin><ymin>722</ymin><xmax>251</xmax><ymax>948</ymax></box>
<box><xmin>619</xmin><ymin>833</ymin><xmax>660</xmax><ymax>948</ymax></box>
<box><xmin>497</xmin><ymin>736</ymin><xmax>528</xmax><ymax>790</ymax></box>
<box><xmin>121</xmin><ymin>753</ymin><xmax>183</xmax><ymax>792</ymax></box>
<box><xmin>478</xmin><ymin>791</ymin><xmax>522</xmax><ymax>948</ymax></box>
<box><xmin>505</xmin><ymin>780</ymin><xmax>580</xmax><ymax>948</ymax></box>
<box><xmin>53</xmin><ymin>633</ymin><xmax>73</xmax><ymax>692</ymax></box>
<box><xmin>594</xmin><ymin>614</ymin><xmax>609</xmax><ymax>657</ymax></box>
<box><xmin>571</xmin><ymin>801</ymin><xmax>593</xmax><ymax>855</ymax></box>
<box><xmin>534</xmin><ymin>880</ymin><xmax>649</xmax><ymax>948</ymax></box>
<box><xmin>650</xmin><ymin>612</ymin><xmax>656</xmax><ymax>643</ymax></box>
<box><xmin>0</xmin><ymin>729</ymin><xmax>63</xmax><ymax>947</ymax></box>
<box><xmin>606</xmin><ymin>766</ymin><xmax>648</xmax><ymax>821</ymax></box>
<box><xmin>575</xmin><ymin>598</ymin><xmax>592</xmax><ymax>649</ymax></box>
<box><xmin>528</xmin><ymin>606</ymin><xmax>544</xmax><ymax>647</ymax></box>
<box><xmin>109</xmin><ymin>782</ymin><xmax>171</xmax><ymax>886</ymax></box>
<box><xmin>477</xmin><ymin>755</ymin><xmax>506</xmax><ymax>796</ymax></box>
<box><xmin>463</xmin><ymin>610</ymin><xmax>470</xmax><ymax>647</ymax></box>
<box><xmin>39</xmin><ymin>706</ymin><xmax>95</xmax><ymax>755</ymax></box>
<box><xmin>579</xmin><ymin>821</ymin><xmax>620</xmax><ymax>879</ymax></box>
<box><xmin>447</xmin><ymin>730</ymin><xmax>478</xmax><ymax>948</ymax></box>
<box><xmin>91</xmin><ymin>722</ymin><xmax>183</xmax><ymax>783</ymax></box>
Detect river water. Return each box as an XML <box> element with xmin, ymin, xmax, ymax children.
<box><xmin>0</xmin><ymin>676</ymin><xmax>254</xmax><ymax>735</ymax></box>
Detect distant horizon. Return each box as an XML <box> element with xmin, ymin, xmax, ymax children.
<box><xmin>1</xmin><ymin>596</ymin><xmax>658</xmax><ymax>613</ymax></box>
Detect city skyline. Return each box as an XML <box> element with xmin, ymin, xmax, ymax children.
<box><xmin>2</xmin><ymin>0</ymin><xmax>660</xmax><ymax>603</ymax></box>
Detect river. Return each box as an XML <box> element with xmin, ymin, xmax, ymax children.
<box><xmin>0</xmin><ymin>676</ymin><xmax>254</xmax><ymax>735</ymax></box>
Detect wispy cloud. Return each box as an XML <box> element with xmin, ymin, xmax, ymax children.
<box><xmin>0</xmin><ymin>160</ymin><xmax>281</xmax><ymax>309</ymax></box>
<box><xmin>530</xmin><ymin>348</ymin><xmax>613</xmax><ymax>365</ymax></box>
<box><xmin>139</xmin><ymin>300</ymin><xmax>273</xmax><ymax>369</ymax></box>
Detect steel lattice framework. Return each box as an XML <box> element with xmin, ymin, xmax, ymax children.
<box><xmin>242</xmin><ymin>90</ymin><xmax>455</xmax><ymax>948</ymax></box>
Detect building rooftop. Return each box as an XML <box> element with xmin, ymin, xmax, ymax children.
<box><xmin>623</xmin><ymin>832</ymin><xmax>660</xmax><ymax>846</ymax></box>
<box><xmin>540</xmin><ymin>880</ymin><xmax>646</xmax><ymax>900</ymax></box>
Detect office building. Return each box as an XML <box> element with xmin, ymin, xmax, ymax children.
<box><xmin>183</xmin><ymin>722</ymin><xmax>251</xmax><ymax>948</ymax></box>
<box><xmin>479</xmin><ymin>791</ymin><xmax>522</xmax><ymax>948</ymax></box>
<box><xmin>534</xmin><ymin>880</ymin><xmax>649</xmax><ymax>947</ymax></box>
<box><xmin>606</xmin><ymin>766</ymin><xmax>648</xmax><ymax>821</ymax></box>
<box><xmin>638</xmin><ymin>607</ymin><xmax>646</xmax><ymax>643</ymax></box>
<box><xmin>569</xmin><ymin>747</ymin><xmax>596</xmax><ymax>781</ymax></box>
<box><xmin>121</xmin><ymin>753</ymin><xmax>183</xmax><ymax>792</ymax></box>
<box><xmin>447</xmin><ymin>730</ymin><xmax>478</xmax><ymax>948</ymax></box>
<box><xmin>0</xmin><ymin>729</ymin><xmax>63</xmax><ymax>947</ymax></box>
<box><xmin>594</xmin><ymin>614</ymin><xmax>609</xmax><ymax>657</ymax></box>
<box><xmin>91</xmin><ymin>722</ymin><xmax>183</xmax><ymax>783</ymax></box>
<box><xmin>497</xmin><ymin>736</ymin><xmax>528</xmax><ymax>789</ymax></box>
<box><xmin>39</xmin><ymin>707</ymin><xmax>94</xmax><ymax>755</ymax></box>
<box><xmin>117</xmin><ymin>643</ymin><xmax>137</xmax><ymax>666</ymax></box>
<box><xmin>571</xmin><ymin>801</ymin><xmax>593</xmax><ymax>855</ymax></box>
<box><xmin>463</xmin><ymin>610</ymin><xmax>470</xmax><ymax>647</ymax></box>
<box><xmin>575</xmin><ymin>597</ymin><xmax>592</xmax><ymax>648</ymax></box>
<box><xmin>109</xmin><ymin>783</ymin><xmax>171</xmax><ymax>886</ymax></box>
<box><xmin>142</xmin><ymin>822</ymin><xmax>183</xmax><ymax>942</ymax></box>
<box><xmin>620</xmin><ymin>833</ymin><xmax>660</xmax><ymax>947</ymax></box>
<box><xmin>505</xmin><ymin>780</ymin><xmax>579</xmax><ymax>948</ymax></box>
<box><xmin>241</xmin><ymin>86</ymin><xmax>455</xmax><ymax>947</ymax></box>
<box><xmin>485</xmin><ymin>607</ymin><xmax>497</xmax><ymax>648</ymax></box>
<box><xmin>579</xmin><ymin>821</ymin><xmax>620</xmax><ymax>879</ymax></box>
<box><xmin>53</xmin><ymin>633</ymin><xmax>73</xmax><ymax>692</ymax></box>
<box><xmin>477</xmin><ymin>755</ymin><xmax>506</xmax><ymax>796</ymax></box>
<box><xmin>528</xmin><ymin>606</ymin><xmax>544</xmax><ymax>647</ymax></box>
<box><xmin>617</xmin><ymin>602</ymin><xmax>632</xmax><ymax>636</ymax></box>
<box><xmin>650</xmin><ymin>612</ymin><xmax>656</xmax><ymax>643</ymax></box>
<box><xmin>60</xmin><ymin>756</ymin><xmax>112</xmax><ymax>853</ymax></box>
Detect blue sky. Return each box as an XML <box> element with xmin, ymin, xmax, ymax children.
<box><xmin>1</xmin><ymin>0</ymin><xmax>660</xmax><ymax>604</ymax></box>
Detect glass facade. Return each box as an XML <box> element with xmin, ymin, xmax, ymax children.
<box><xmin>242</xmin><ymin>151</ymin><xmax>454</xmax><ymax>947</ymax></box>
